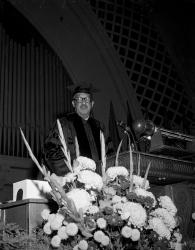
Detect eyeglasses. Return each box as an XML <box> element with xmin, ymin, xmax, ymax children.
<box><xmin>73</xmin><ymin>96</ymin><xmax>91</xmax><ymax>103</ymax></box>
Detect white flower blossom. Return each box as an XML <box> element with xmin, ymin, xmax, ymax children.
<box><xmin>84</xmin><ymin>205</ymin><xmax>99</xmax><ymax>214</ymax></box>
<box><xmin>113</xmin><ymin>202</ymin><xmax>124</xmax><ymax>213</ymax></box>
<box><xmin>78</xmin><ymin>240</ymin><xmax>88</xmax><ymax>250</ymax></box>
<box><xmin>57</xmin><ymin>226</ymin><xmax>68</xmax><ymax>240</ymax></box>
<box><xmin>51</xmin><ymin>235</ymin><xmax>61</xmax><ymax>248</ymax></box>
<box><xmin>106</xmin><ymin>166</ymin><xmax>129</xmax><ymax>181</ymax></box>
<box><xmin>150</xmin><ymin>208</ymin><xmax>176</xmax><ymax>231</ymax></box>
<box><xmin>131</xmin><ymin>229</ymin><xmax>140</xmax><ymax>241</ymax></box>
<box><xmin>41</xmin><ymin>208</ymin><xmax>50</xmax><ymax>220</ymax></box>
<box><xmin>67</xmin><ymin>188</ymin><xmax>91</xmax><ymax>211</ymax></box>
<box><xmin>121</xmin><ymin>211</ymin><xmax>130</xmax><ymax>220</ymax></box>
<box><xmin>121</xmin><ymin>202</ymin><xmax>147</xmax><ymax>228</ymax></box>
<box><xmin>112</xmin><ymin>195</ymin><xmax>122</xmax><ymax>204</ymax></box>
<box><xmin>94</xmin><ymin>230</ymin><xmax>105</xmax><ymax>243</ymax></box>
<box><xmin>101</xmin><ymin>235</ymin><xmax>110</xmax><ymax>246</ymax></box>
<box><xmin>48</xmin><ymin>213</ymin><xmax>56</xmax><ymax>223</ymax></box>
<box><xmin>78</xmin><ymin>170</ymin><xmax>103</xmax><ymax>190</ymax></box>
<box><xmin>103</xmin><ymin>186</ymin><xmax>116</xmax><ymax>196</ymax></box>
<box><xmin>43</xmin><ymin>222</ymin><xmax>52</xmax><ymax>235</ymax></box>
<box><xmin>148</xmin><ymin>217</ymin><xmax>171</xmax><ymax>240</ymax></box>
<box><xmin>132</xmin><ymin>175</ymin><xmax>150</xmax><ymax>189</ymax></box>
<box><xmin>97</xmin><ymin>218</ymin><xmax>107</xmax><ymax>229</ymax></box>
<box><xmin>66</xmin><ymin>223</ymin><xmax>79</xmax><ymax>236</ymax></box>
<box><xmin>158</xmin><ymin>196</ymin><xmax>177</xmax><ymax>216</ymax></box>
<box><xmin>121</xmin><ymin>226</ymin><xmax>132</xmax><ymax>238</ymax></box>
<box><xmin>134</xmin><ymin>187</ymin><xmax>156</xmax><ymax>207</ymax></box>
<box><xmin>73</xmin><ymin>156</ymin><xmax>96</xmax><ymax>172</ymax></box>
<box><xmin>50</xmin><ymin>213</ymin><xmax>64</xmax><ymax>230</ymax></box>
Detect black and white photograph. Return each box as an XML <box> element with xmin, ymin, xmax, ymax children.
<box><xmin>0</xmin><ymin>0</ymin><xmax>195</xmax><ymax>249</ymax></box>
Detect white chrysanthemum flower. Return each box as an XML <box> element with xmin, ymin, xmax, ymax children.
<box><xmin>158</xmin><ymin>196</ymin><xmax>177</xmax><ymax>216</ymax></box>
<box><xmin>132</xmin><ymin>175</ymin><xmax>150</xmax><ymax>190</ymax></box>
<box><xmin>112</xmin><ymin>195</ymin><xmax>122</xmax><ymax>204</ymax></box>
<box><xmin>67</xmin><ymin>188</ymin><xmax>91</xmax><ymax>211</ymax></box>
<box><xmin>121</xmin><ymin>211</ymin><xmax>130</xmax><ymax>220</ymax></box>
<box><xmin>66</xmin><ymin>223</ymin><xmax>79</xmax><ymax>236</ymax></box>
<box><xmin>121</xmin><ymin>202</ymin><xmax>147</xmax><ymax>228</ymax></box>
<box><xmin>134</xmin><ymin>187</ymin><xmax>156</xmax><ymax>207</ymax></box>
<box><xmin>104</xmin><ymin>186</ymin><xmax>116</xmax><ymax>196</ymax></box>
<box><xmin>43</xmin><ymin>222</ymin><xmax>52</xmax><ymax>235</ymax></box>
<box><xmin>50</xmin><ymin>213</ymin><xmax>64</xmax><ymax>230</ymax></box>
<box><xmin>94</xmin><ymin>230</ymin><xmax>105</xmax><ymax>243</ymax></box>
<box><xmin>151</xmin><ymin>208</ymin><xmax>176</xmax><ymax>231</ymax></box>
<box><xmin>111</xmin><ymin>195</ymin><xmax>127</xmax><ymax>211</ymax></box>
<box><xmin>113</xmin><ymin>202</ymin><xmax>124</xmax><ymax>213</ymax></box>
<box><xmin>121</xmin><ymin>226</ymin><xmax>132</xmax><ymax>238</ymax></box>
<box><xmin>148</xmin><ymin>217</ymin><xmax>171</xmax><ymax>240</ymax></box>
<box><xmin>56</xmin><ymin>213</ymin><xmax>65</xmax><ymax>222</ymax></box>
<box><xmin>192</xmin><ymin>212</ymin><xmax>195</xmax><ymax>220</ymax></box>
<box><xmin>131</xmin><ymin>229</ymin><xmax>140</xmax><ymax>241</ymax></box>
<box><xmin>101</xmin><ymin>235</ymin><xmax>110</xmax><ymax>246</ymax></box>
<box><xmin>51</xmin><ymin>235</ymin><xmax>61</xmax><ymax>248</ymax></box>
<box><xmin>106</xmin><ymin>166</ymin><xmax>129</xmax><ymax>181</ymax></box>
<box><xmin>41</xmin><ymin>208</ymin><xmax>51</xmax><ymax>220</ymax></box>
<box><xmin>78</xmin><ymin>170</ymin><xmax>103</xmax><ymax>190</ymax></box>
<box><xmin>73</xmin><ymin>156</ymin><xmax>96</xmax><ymax>172</ymax></box>
<box><xmin>97</xmin><ymin>218</ymin><xmax>107</xmax><ymax>229</ymax></box>
<box><xmin>78</xmin><ymin>240</ymin><xmax>88</xmax><ymax>250</ymax></box>
<box><xmin>48</xmin><ymin>213</ymin><xmax>56</xmax><ymax>223</ymax></box>
<box><xmin>57</xmin><ymin>226</ymin><xmax>68</xmax><ymax>240</ymax></box>
<box><xmin>84</xmin><ymin>205</ymin><xmax>99</xmax><ymax>214</ymax></box>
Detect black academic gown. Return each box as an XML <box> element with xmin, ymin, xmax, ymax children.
<box><xmin>43</xmin><ymin>113</ymin><xmax>104</xmax><ymax>176</ymax></box>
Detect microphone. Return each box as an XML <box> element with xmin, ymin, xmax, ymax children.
<box><xmin>116</xmin><ymin>120</ymin><xmax>131</xmax><ymax>133</ymax></box>
<box><xmin>117</xmin><ymin>120</ymin><xmax>137</xmax><ymax>151</ymax></box>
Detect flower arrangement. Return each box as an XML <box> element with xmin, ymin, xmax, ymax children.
<box><xmin>19</xmin><ymin>120</ymin><xmax>183</xmax><ymax>250</ymax></box>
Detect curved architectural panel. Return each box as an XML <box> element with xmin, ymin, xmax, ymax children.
<box><xmin>8</xmin><ymin>0</ymin><xmax>143</xmax><ymax>127</ymax></box>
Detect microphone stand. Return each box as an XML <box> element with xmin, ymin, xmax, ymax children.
<box><xmin>117</xmin><ymin>121</ymin><xmax>138</xmax><ymax>151</ymax></box>
<box><xmin>136</xmin><ymin>135</ymin><xmax>151</xmax><ymax>153</ymax></box>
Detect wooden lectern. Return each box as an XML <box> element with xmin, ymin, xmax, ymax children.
<box><xmin>0</xmin><ymin>199</ymin><xmax>57</xmax><ymax>234</ymax></box>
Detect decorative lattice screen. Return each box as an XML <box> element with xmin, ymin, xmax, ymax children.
<box><xmin>88</xmin><ymin>0</ymin><xmax>194</xmax><ymax>134</ymax></box>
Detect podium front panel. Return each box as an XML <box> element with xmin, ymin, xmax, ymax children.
<box><xmin>0</xmin><ymin>199</ymin><xmax>56</xmax><ymax>234</ymax></box>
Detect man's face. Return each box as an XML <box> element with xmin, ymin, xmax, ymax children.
<box><xmin>72</xmin><ymin>92</ymin><xmax>94</xmax><ymax>119</ymax></box>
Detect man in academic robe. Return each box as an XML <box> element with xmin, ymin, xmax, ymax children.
<box><xmin>43</xmin><ymin>83</ymin><xmax>109</xmax><ymax>176</ymax></box>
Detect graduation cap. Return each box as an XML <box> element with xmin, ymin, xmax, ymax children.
<box><xmin>68</xmin><ymin>81</ymin><xmax>99</xmax><ymax>98</ymax></box>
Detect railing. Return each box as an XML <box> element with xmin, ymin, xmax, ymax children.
<box><xmin>106</xmin><ymin>151</ymin><xmax>195</xmax><ymax>184</ymax></box>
